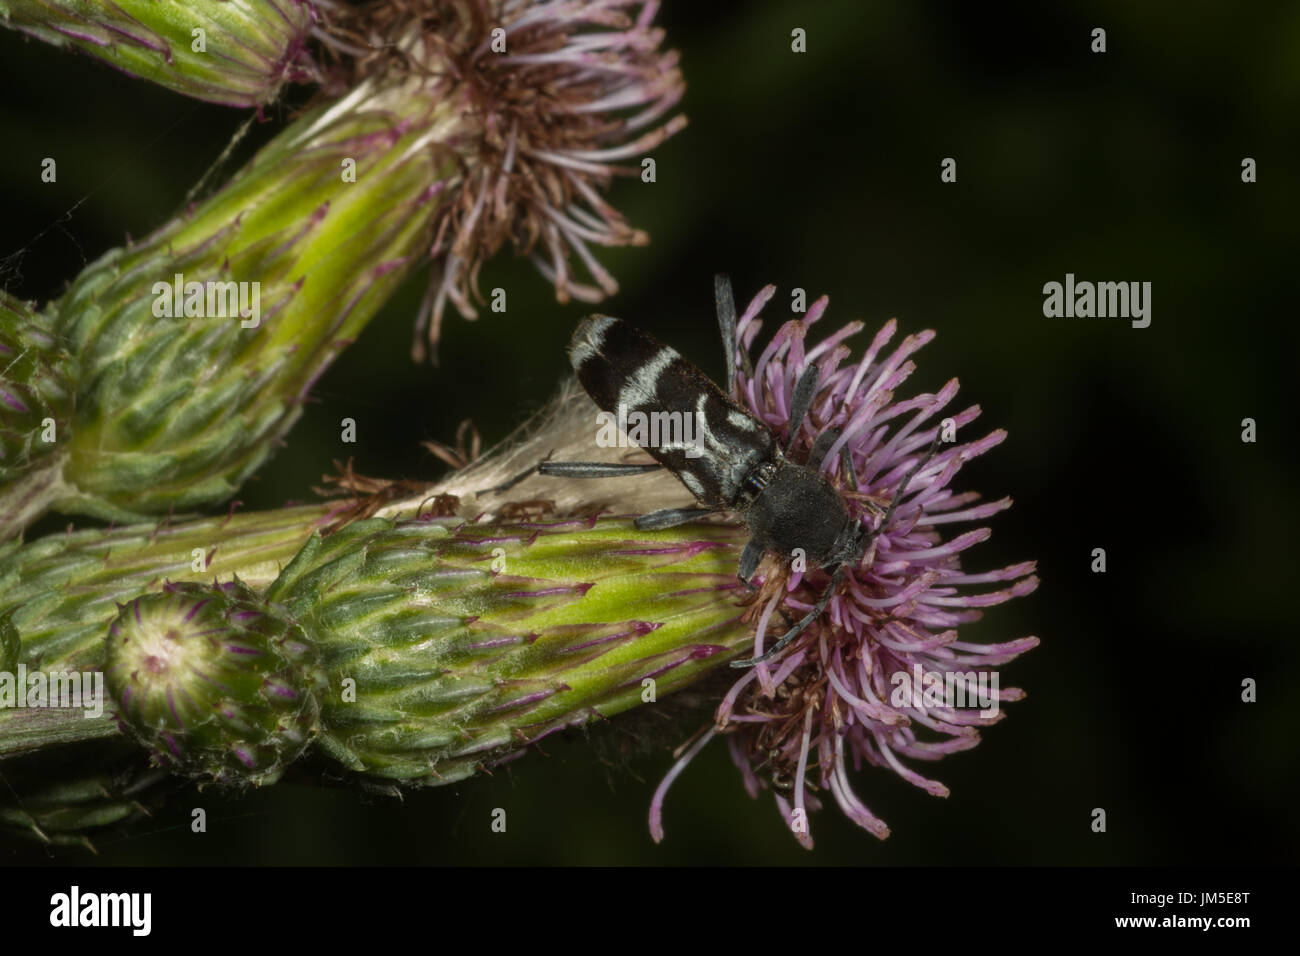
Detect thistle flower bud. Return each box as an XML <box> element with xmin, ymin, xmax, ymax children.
<box><xmin>266</xmin><ymin>515</ymin><xmax>750</xmax><ymax>786</ymax></box>
<box><xmin>0</xmin><ymin>0</ymin><xmax>314</xmax><ymax>108</ymax></box>
<box><xmin>105</xmin><ymin>579</ymin><xmax>325</xmax><ymax>787</ymax></box>
<box><xmin>0</xmin><ymin>292</ymin><xmax>77</xmax><ymax>537</ymax></box>
<box><xmin>50</xmin><ymin>81</ymin><xmax>455</xmax><ymax>522</ymax></box>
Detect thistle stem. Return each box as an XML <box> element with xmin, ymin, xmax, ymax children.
<box><xmin>0</xmin><ymin>707</ymin><xmax>119</xmax><ymax>758</ymax></box>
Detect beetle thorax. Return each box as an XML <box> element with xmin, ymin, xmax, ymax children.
<box><xmin>743</xmin><ymin>459</ymin><xmax>852</xmax><ymax>567</ymax></box>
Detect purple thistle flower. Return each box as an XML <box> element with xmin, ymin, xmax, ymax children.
<box><xmin>313</xmin><ymin>0</ymin><xmax>686</xmax><ymax>361</ymax></box>
<box><xmin>651</xmin><ymin>284</ymin><xmax>1039</xmax><ymax>848</ymax></box>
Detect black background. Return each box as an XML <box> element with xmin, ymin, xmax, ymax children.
<box><xmin>2</xmin><ymin>1</ymin><xmax>1297</xmax><ymax>865</ymax></box>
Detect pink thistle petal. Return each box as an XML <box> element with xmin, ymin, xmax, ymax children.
<box><xmin>648</xmin><ymin>727</ymin><xmax>716</xmax><ymax>844</ymax></box>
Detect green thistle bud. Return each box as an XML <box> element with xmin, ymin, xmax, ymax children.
<box><xmin>0</xmin><ymin>0</ymin><xmax>313</xmax><ymax>108</ymax></box>
<box><xmin>105</xmin><ymin>579</ymin><xmax>325</xmax><ymax>787</ymax></box>
<box><xmin>0</xmin><ymin>292</ymin><xmax>77</xmax><ymax>537</ymax></box>
<box><xmin>267</xmin><ymin>515</ymin><xmax>751</xmax><ymax>786</ymax></box>
<box><xmin>50</xmin><ymin>80</ymin><xmax>456</xmax><ymax>522</ymax></box>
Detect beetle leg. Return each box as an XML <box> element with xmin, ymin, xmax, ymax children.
<box><xmin>634</xmin><ymin>507</ymin><xmax>714</xmax><ymax>530</ymax></box>
<box><xmin>483</xmin><ymin>459</ymin><xmax>661</xmax><ymax>495</ymax></box>
<box><xmin>736</xmin><ymin>538</ymin><xmax>765</xmax><ymax>590</ymax></box>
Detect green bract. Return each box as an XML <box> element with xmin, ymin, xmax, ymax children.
<box><xmin>0</xmin><ymin>739</ymin><xmax>175</xmax><ymax>848</ymax></box>
<box><xmin>0</xmin><ymin>0</ymin><xmax>313</xmax><ymax>108</ymax></box>
<box><xmin>0</xmin><ymin>292</ymin><xmax>76</xmax><ymax>536</ymax></box>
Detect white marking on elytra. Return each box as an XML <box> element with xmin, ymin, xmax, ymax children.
<box><xmin>727</xmin><ymin>409</ymin><xmax>759</xmax><ymax>432</ymax></box>
<box><xmin>569</xmin><ymin>315</ymin><xmax>617</xmax><ymax>368</ymax></box>
<box><xmin>691</xmin><ymin>394</ymin><xmax>727</xmax><ymax>456</ymax></box>
<box><xmin>617</xmin><ymin>346</ymin><xmax>678</xmax><ymax>412</ymax></box>
<box><xmin>686</xmin><ymin>392</ymin><xmax>764</xmax><ymax>500</ymax></box>
<box><xmin>680</xmin><ymin>471</ymin><xmax>705</xmax><ymax>498</ymax></box>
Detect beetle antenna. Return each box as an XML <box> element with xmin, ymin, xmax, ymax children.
<box><xmin>731</xmin><ymin>566</ymin><xmax>846</xmax><ymax>668</ymax></box>
<box><xmin>875</xmin><ymin>429</ymin><xmax>944</xmax><ymax>534</ymax></box>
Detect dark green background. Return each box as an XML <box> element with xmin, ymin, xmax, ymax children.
<box><xmin>2</xmin><ymin>0</ymin><xmax>1297</xmax><ymax>864</ymax></box>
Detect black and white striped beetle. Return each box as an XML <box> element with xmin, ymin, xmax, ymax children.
<box><xmin>492</xmin><ymin>275</ymin><xmax>940</xmax><ymax>668</ymax></box>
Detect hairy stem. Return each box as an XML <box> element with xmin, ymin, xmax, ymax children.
<box><xmin>0</xmin><ymin>707</ymin><xmax>118</xmax><ymax>758</ymax></box>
